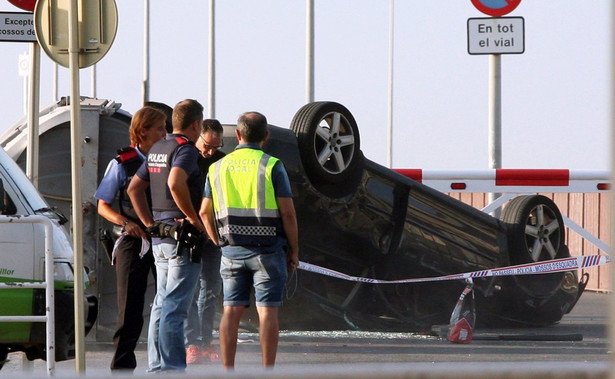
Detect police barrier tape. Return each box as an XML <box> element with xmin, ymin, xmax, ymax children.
<box><xmin>297</xmin><ymin>254</ymin><xmax>611</xmax><ymax>284</ymax></box>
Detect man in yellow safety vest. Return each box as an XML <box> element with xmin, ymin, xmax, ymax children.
<box><xmin>199</xmin><ymin>111</ymin><xmax>299</xmax><ymax>370</ymax></box>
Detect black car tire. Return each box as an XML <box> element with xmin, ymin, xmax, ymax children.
<box><xmin>495</xmin><ymin>243</ymin><xmax>580</xmax><ymax>326</ymax></box>
<box><xmin>501</xmin><ymin>195</ymin><xmax>566</xmax><ymax>265</ymax></box>
<box><xmin>290</xmin><ymin>102</ymin><xmax>362</xmax><ymax>185</ymax></box>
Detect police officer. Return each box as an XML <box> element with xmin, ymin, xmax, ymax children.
<box><xmin>199</xmin><ymin>111</ymin><xmax>299</xmax><ymax>370</ymax></box>
<box><xmin>128</xmin><ymin>99</ymin><xmax>205</xmax><ymax>372</ymax></box>
<box><xmin>144</xmin><ymin>101</ymin><xmax>173</xmax><ymax>133</ymax></box>
<box><xmin>185</xmin><ymin>119</ymin><xmax>225</xmax><ymax>364</ymax></box>
<box><xmin>94</xmin><ymin>106</ymin><xmax>167</xmax><ymax>371</ymax></box>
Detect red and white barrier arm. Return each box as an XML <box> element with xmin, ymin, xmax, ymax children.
<box><xmin>393</xmin><ymin>169</ymin><xmax>610</xmax><ymax>194</ymax></box>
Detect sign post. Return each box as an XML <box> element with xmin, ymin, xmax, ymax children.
<box><xmin>468</xmin><ymin>0</ymin><xmax>523</xmax><ymax>217</ymax></box>
<box><xmin>33</xmin><ymin>0</ymin><xmax>118</xmax><ymax>373</ymax></box>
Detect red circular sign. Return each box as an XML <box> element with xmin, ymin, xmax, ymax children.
<box><xmin>7</xmin><ymin>0</ymin><xmax>36</xmax><ymax>12</ymax></box>
<box><xmin>471</xmin><ymin>0</ymin><xmax>521</xmax><ymax>17</ymax></box>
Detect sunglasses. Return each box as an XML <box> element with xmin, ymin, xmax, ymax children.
<box><xmin>200</xmin><ymin>135</ymin><xmax>224</xmax><ymax>150</ymax></box>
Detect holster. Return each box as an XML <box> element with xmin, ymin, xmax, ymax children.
<box><xmin>145</xmin><ymin>220</ymin><xmax>204</xmax><ymax>263</ymax></box>
<box><xmin>99</xmin><ymin>228</ymin><xmax>115</xmax><ymax>264</ymax></box>
<box><xmin>176</xmin><ymin>220</ymin><xmax>204</xmax><ymax>263</ymax></box>
<box><xmin>145</xmin><ymin>221</ymin><xmax>179</xmax><ymax>239</ymax></box>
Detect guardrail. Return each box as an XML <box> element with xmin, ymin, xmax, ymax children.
<box><xmin>0</xmin><ymin>215</ymin><xmax>55</xmax><ymax>376</ymax></box>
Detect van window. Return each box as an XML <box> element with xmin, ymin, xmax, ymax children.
<box><xmin>0</xmin><ymin>179</ymin><xmax>17</xmax><ymax>215</ymax></box>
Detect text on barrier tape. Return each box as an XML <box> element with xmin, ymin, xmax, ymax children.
<box><xmin>297</xmin><ymin>255</ymin><xmax>610</xmax><ymax>284</ymax></box>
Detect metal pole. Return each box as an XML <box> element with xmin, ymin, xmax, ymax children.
<box><xmin>208</xmin><ymin>0</ymin><xmax>215</xmax><ymax>118</ymax></box>
<box><xmin>53</xmin><ymin>63</ymin><xmax>58</xmax><ymax>102</ymax></box>
<box><xmin>142</xmin><ymin>0</ymin><xmax>150</xmax><ymax>105</ymax></box>
<box><xmin>23</xmin><ymin>77</ymin><xmax>26</xmax><ymax>115</ymax></box>
<box><xmin>22</xmin><ymin>53</ymin><xmax>27</xmax><ymax>115</ymax></box>
<box><xmin>305</xmin><ymin>0</ymin><xmax>314</xmax><ymax>103</ymax></box>
<box><xmin>386</xmin><ymin>0</ymin><xmax>394</xmax><ymax>169</ymax></box>
<box><xmin>42</xmin><ymin>215</ymin><xmax>56</xmax><ymax>377</ymax></box>
<box><xmin>609</xmin><ymin>1</ymin><xmax>615</xmax><ymax>378</ymax></box>
<box><xmin>68</xmin><ymin>0</ymin><xmax>86</xmax><ymax>373</ymax></box>
<box><xmin>91</xmin><ymin>64</ymin><xmax>96</xmax><ymax>98</ymax></box>
<box><xmin>26</xmin><ymin>42</ymin><xmax>40</xmax><ymax>189</ymax></box>
<box><xmin>487</xmin><ymin>54</ymin><xmax>502</xmax><ymax>217</ymax></box>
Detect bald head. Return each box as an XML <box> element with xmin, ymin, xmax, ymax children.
<box><xmin>237</xmin><ymin>111</ymin><xmax>268</xmax><ymax>143</ymax></box>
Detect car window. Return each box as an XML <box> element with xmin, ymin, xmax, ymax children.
<box><xmin>365</xmin><ymin>178</ymin><xmax>394</xmax><ymax>206</ymax></box>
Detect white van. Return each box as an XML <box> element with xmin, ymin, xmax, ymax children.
<box><xmin>0</xmin><ymin>97</ymin><xmax>154</xmax><ymax>344</ymax></box>
<box><xmin>0</xmin><ymin>146</ymin><xmax>97</xmax><ymax>368</ymax></box>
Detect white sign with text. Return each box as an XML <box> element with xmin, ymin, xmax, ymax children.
<box><xmin>467</xmin><ymin>17</ymin><xmax>524</xmax><ymax>55</ymax></box>
<box><xmin>0</xmin><ymin>12</ymin><xmax>36</xmax><ymax>43</ymax></box>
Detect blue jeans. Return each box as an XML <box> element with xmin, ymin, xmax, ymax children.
<box><xmin>185</xmin><ymin>243</ymin><xmax>222</xmax><ymax>346</ymax></box>
<box><xmin>147</xmin><ymin>242</ymin><xmax>200</xmax><ymax>371</ymax></box>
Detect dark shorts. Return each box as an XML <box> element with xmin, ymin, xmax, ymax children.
<box><xmin>220</xmin><ymin>250</ymin><xmax>288</xmax><ymax>307</ymax></box>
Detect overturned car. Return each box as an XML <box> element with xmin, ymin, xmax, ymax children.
<box><xmin>231</xmin><ymin>101</ymin><xmax>585</xmax><ymax>331</ymax></box>
<box><xmin>0</xmin><ymin>98</ymin><xmax>584</xmax><ymax>335</ymax></box>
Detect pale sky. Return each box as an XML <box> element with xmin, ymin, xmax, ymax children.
<box><xmin>0</xmin><ymin>0</ymin><xmax>610</xmax><ymax>170</ymax></box>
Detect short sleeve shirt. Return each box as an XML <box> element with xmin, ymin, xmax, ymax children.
<box><xmin>94</xmin><ymin>147</ymin><xmax>146</xmax><ymax>204</ymax></box>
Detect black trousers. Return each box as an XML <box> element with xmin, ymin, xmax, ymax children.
<box><xmin>110</xmin><ymin>236</ymin><xmax>155</xmax><ymax>370</ymax></box>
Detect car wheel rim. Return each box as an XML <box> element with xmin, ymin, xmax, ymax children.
<box><xmin>314</xmin><ymin>111</ymin><xmax>356</xmax><ymax>174</ymax></box>
<box><xmin>524</xmin><ymin>204</ymin><xmax>561</xmax><ymax>261</ymax></box>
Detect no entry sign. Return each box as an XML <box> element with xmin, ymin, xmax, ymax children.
<box><xmin>471</xmin><ymin>0</ymin><xmax>521</xmax><ymax>17</ymax></box>
<box><xmin>7</xmin><ymin>0</ymin><xmax>36</xmax><ymax>12</ymax></box>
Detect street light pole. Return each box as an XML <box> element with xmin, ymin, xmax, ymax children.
<box><xmin>305</xmin><ymin>0</ymin><xmax>314</xmax><ymax>103</ymax></box>
<box><xmin>142</xmin><ymin>0</ymin><xmax>150</xmax><ymax>105</ymax></box>
<box><xmin>208</xmin><ymin>0</ymin><xmax>215</xmax><ymax>118</ymax></box>
<box><xmin>387</xmin><ymin>0</ymin><xmax>394</xmax><ymax>168</ymax></box>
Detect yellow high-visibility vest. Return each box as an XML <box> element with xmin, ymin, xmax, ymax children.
<box><xmin>209</xmin><ymin>148</ymin><xmax>282</xmax><ymax>246</ymax></box>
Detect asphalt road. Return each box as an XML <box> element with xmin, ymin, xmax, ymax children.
<box><xmin>0</xmin><ymin>291</ymin><xmax>610</xmax><ymax>378</ymax></box>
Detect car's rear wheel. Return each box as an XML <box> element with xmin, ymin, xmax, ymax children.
<box><xmin>499</xmin><ymin>195</ymin><xmax>577</xmax><ymax>321</ymax></box>
<box><xmin>290</xmin><ymin>101</ymin><xmax>362</xmax><ymax>185</ymax></box>
<box><xmin>501</xmin><ymin>195</ymin><xmax>565</xmax><ymax>265</ymax></box>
